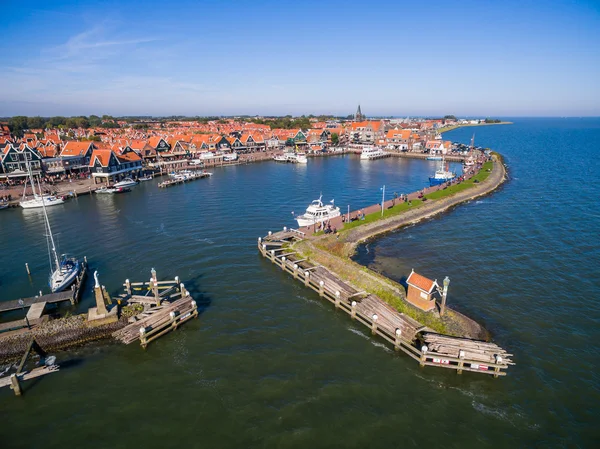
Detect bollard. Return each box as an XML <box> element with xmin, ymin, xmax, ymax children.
<box><xmin>351</xmin><ymin>301</ymin><xmax>357</xmax><ymax>319</ymax></box>
<box><xmin>25</xmin><ymin>263</ymin><xmax>31</xmax><ymax>275</ymax></box>
<box><xmin>125</xmin><ymin>279</ymin><xmax>131</xmax><ymax>296</ymax></box>
<box><xmin>458</xmin><ymin>349</ymin><xmax>465</xmax><ymax>374</ymax></box>
<box><xmin>139</xmin><ymin>327</ymin><xmax>147</xmax><ymax>348</ymax></box>
<box><xmin>420</xmin><ymin>345</ymin><xmax>429</xmax><ymax>367</ymax></box>
<box><xmin>394</xmin><ymin>328</ymin><xmax>402</xmax><ymax>351</ymax></box>
<box><xmin>281</xmin><ymin>256</ymin><xmax>286</xmax><ymax>270</ymax></box>
<box><xmin>304</xmin><ymin>271</ymin><xmax>310</xmax><ymax>287</ymax></box>
<box><xmin>371</xmin><ymin>314</ymin><xmax>378</xmax><ymax>335</ymax></box>
<box><xmin>293</xmin><ymin>264</ymin><xmax>298</xmax><ymax>279</ymax></box>
<box><xmin>180</xmin><ymin>283</ymin><xmax>187</xmax><ymax>297</ymax></box>
<box><xmin>335</xmin><ymin>291</ymin><xmax>340</xmax><ymax>308</ymax></box>
<box><xmin>318</xmin><ymin>280</ymin><xmax>324</xmax><ymax>297</ymax></box>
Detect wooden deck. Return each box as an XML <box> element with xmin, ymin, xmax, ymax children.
<box><xmin>0</xmin><ymin>290</ymin><xmax>74</xmax><ymax>313</ymax></box>
<box><xmin>258</xmin><ymin>233</ymin><xmax>512</xmax><ymax>377</ymax></box>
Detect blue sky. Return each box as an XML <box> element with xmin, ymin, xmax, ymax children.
<box><xmin>1</xmin><ymin>0</ymin><xmax>599</xmax><ymax>117</ymax></box>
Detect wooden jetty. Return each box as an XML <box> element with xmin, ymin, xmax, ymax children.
<box><xmin>113</xmin><ymin>271</ymin><xmax>198</xmax><ymax>348</ymax></box>
<box><xmin>0</xmin><ymin>337</ymin><xmax>59</xmax><ymax>396</ymax></box>
<box><xmin>0</xmin><ymin>268</ymin><xmax>199</xmax><ymax>396</ymax></box>
<box><xmin>259</xmin><ymin>231</ymin><xmax>513</xmax><ymax>377</ymax></box>
<box><xmin>0</xmin><ymin>261</ymin><xmax>87</xmax><ymax>333</ymax></box>
<box><xmin>158</xmin><ymin>171</ymin><xmax>212</xmax><ymax>188</ymax></box>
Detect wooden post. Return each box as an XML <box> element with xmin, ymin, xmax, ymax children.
<box><xmin>420</xmin><ymin>345</ymin><xmax>428</xmax><ymax>367</ymax></box>
<box><xmin>371</xmin><ymin>314</ymin><xmax>378</xmax><ymax>335</ymax></box>
<box><xmin>25</xmin><ymin>263</ymin><xmax>31</xmax><ymax>275</ymax></box>
<box><xmin>335</xmin><ymin>291</ymin><xmax>340</xmax><ymax>309</ymax></box>
<box><xmin>140</xmin><ymin>327</ymin><xmax>147</xmax><ymax>349</ymax></box>
<box><xmin>394</xmin><ymin>328</ymin><xmax>402</xmax><ymax>351</ymax></box>
<box><xmin>494</xmin><ymin>354</ymin><xmax>502</xmax><ymax>378</ymax></box>
<box><xmin>125</xmin><ymin>279</ymin><xmax>132</xmax><ymax>296</ymax></box>
<box><xmin>180</xmin><ymin>283</ymin><xmax>187</xmax><ymax>298</ymax></box>
<box><xmin>191</xmin><ymin>300</ymin><xmax>198</xmax><ymax>318</ymax></box>
<box><xmin>304</xmin><ymin>271</ymin><xmax>310</xmax><ymax>287</ymax></box>
<box><xmin>318</xmin><ymin>281</ymin><xmax>324</xmax><ymax>297</ymax></box>
<box><xmin>457</xmin><ymin>350</ymin><xmax>465</xmax><ymax>374</ymax></box>
<box><xmin>70</xmin><ymin>284</ymin><xmax>76</xmax><ymax>305</ymax></box>
<box><xmin>10</xmin><ymin>374</ymin><xmax>22</xmax><ymax>396</ymax></box>
<box><xmin>281</xmin><ymin>256</ymin><xmax>286</xmax><ymax>270</ymax></box>
<box><xmin>351</xmin><ymin>301</ymin><xmax>357</xmax><ymax>319</ymax></box>
<box><xmin>293</xmin><ymin>264</ymin><xmax>298</xmax><ymax>279</ymax></box>
<box><xmin>152</xmin><ymin>279</ymin><xmax>160</xmax><ymax>306</ymax></box>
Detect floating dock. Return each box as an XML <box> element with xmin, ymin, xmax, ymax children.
<box><xmin>158</xmin><ymin>171</ymin><xmax>211</xmax><ymax>188</ymax></box>
<box><xmin>259</xmin><ymin>230</ymin><xmax>513</xmax><ymax>377</ymax></box>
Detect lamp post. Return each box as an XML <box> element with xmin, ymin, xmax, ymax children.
<box><xmin>441</xmin><ymin>276</ymin><xmax>450</xmax><ymax>316</ymax></box>
<box><xmin>18</xmin><ymin>299</ymin><xmax>30</xmax><ymax>329</ymax></box>
<box><xmin>380</xmin><ymin>185</ymin><xmax>385</xmax><ymax>217</ymax></box>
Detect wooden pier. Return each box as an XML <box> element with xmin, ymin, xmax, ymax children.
<box><xmin>0</xmin><ymin>261</ymin><xmax>87</xmax><ymax>333</ymax></box>
<box><xmin>158</xmin><ymin>171</ymin><xmax>212</xmax><ymax>188</ymax></box>
<box><xmin>0</xmin><ymin>268</ymin><xmax>199</xmax><ymax>396</ymax></box>
<box><xmin>259</xmin><ymin>231</ymin><xmax>513</xmax><ymax>377</ymax></box>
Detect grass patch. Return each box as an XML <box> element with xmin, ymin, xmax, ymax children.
<box><xmin>342</xmin><ymin>199</ymin><xmax>424</xmax><ymax>232</ymax></box>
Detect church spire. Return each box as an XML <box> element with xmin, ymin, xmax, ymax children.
<box><xmin>355</xmin><ymin>104</ymin><xmax>364</xmax><ymax>121</ymax></box>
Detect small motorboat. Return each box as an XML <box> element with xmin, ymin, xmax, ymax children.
<box><xmin>114</xmin><ymin>177</ymin><xmax>139</xmax><ymax>188</ymax></box>
<box><xmin>0</xmin><ymin>202</ymin><xmax>8</xmax><ymax>210</ymax></box>
<box><xmin>139</xmin><ymin>175</ymin><xmax>153</xmax><ymax>181</ymax></box>
<box><xmin>95</xmin><ymin>186</ymin><xmax>131</xmax><ymax>194</ymax></box>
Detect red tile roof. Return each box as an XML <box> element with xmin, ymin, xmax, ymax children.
<box><xmin>406</xmin><ymin>270</ymin><xmax>438</xmax><ymax>294</ymax></box>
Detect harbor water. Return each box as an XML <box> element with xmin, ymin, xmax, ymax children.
<box><xmin>1</xmin><ymin>118</ymin><xmax>599</xmax><ymax>448</ymax></box>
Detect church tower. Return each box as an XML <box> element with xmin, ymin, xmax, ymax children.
<box><xmin>355</xmin><ymin>104</ymin><xmax>365</xmax><ymax>121</ymax></box>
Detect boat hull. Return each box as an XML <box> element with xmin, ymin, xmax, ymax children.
<box><xmin>20</xmin><ymin>196</ymin><xmax>64</xmax><ymax>209</ymax></box>
<box><xmin>50</xmin><ymin>259</ymin><xmax>81</xmax><ymax>292</ymax></box>
<box><xmin>429</xmin><ymin>176</ymin><xmax>456</xmax><ymax>186</ymax></box>
<box><xmin>296</xmin><ymin>210</ymin><xmax>341</xmax><ymax>227</ymax></box>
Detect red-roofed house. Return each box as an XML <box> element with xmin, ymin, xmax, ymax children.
<box><xmin>89</xmin><ymin>148</ymin><xmax>143</xmax><ymax>184</ymax></box>
<box><xmin>405</xmin><ymin>269</ymin><xmax>439</xmax><ymax>312</ymax></box>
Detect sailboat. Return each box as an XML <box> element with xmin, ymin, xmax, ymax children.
<box><xmin>19</xmin><ymin>160</ymin><xmax>64</xmax><ymax>209</ymax></box>
<box><xmin>39</xmin><ymin>193</ymin><xmax>81</xmax><ymax>292</ymax></box>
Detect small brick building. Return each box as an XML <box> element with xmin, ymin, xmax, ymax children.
<box><xmin>406</xmin><ymin>269</ymin><xmax>439</xmax><ymax>312</ymax></box>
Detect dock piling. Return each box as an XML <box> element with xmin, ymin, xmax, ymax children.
<box><xmin>25</xmin><ymin>263</ymin><xmax>31</xmax><ymax>275</ymax></box>
<box><xmin>10</xmin><ymin>374</ymin><xmax>21</xmax><ymax>396</ymax></box>
<box><xmin>351</xmin><ymin>301</ymin><xmax>357</xmax><ymax>320</ymax></box>
<box><xmin>371</xmin><ymin>314</ymin><xmax>378</xmax><ymax>335</ymax></box>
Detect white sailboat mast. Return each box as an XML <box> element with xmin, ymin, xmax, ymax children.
<box><xmin>37</xmin><ymin>175</ymin><xmax>60</xmax><ymax>271</ymax></box>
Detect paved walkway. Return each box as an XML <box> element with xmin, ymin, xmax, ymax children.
<box><xmin>299</xmin><ymin>155</ymin><xmax>491</xmax><ymax>236</ymax></box>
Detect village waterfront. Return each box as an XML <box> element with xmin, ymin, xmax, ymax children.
<box><xmin>0</xmin><ymin>118</ymin><xmax>599</xmax><ymax>448</ymax></box>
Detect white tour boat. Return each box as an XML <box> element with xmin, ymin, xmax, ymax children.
<box><xmin>114</xmin><ymin>177</ymin><xmax>138</xmax><ymax>188</ymax></box>
<box><xmin>295</xmin><ymin>195</ymin><xmax>341</xmax><ymax>227</ymax></box>
<box><xmin>224</xmin><ymin>152</ymin><xmax>239</xmax><ymax>162</ymax></box>
<box><xmin>360</xmin><ymin>146</ymin><xmax>388</xmax><ymax>160</ymax></box>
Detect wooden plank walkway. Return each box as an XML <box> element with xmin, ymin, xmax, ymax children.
<box><xmin>158</xmin><ymin>171</ymin><xmax>211</xmax><ymax>188</ymax></box>
<box><xmin>0</xmin><ymin>290</ymin><xmax>74</xmax><ymax>313</ymax></box>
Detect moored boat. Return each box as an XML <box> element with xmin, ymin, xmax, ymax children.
<box><xmin>429</xmin><ymin>157</ymin><xmax>457</xmax><ymax>186</ymax></box>
<box><xmin>295</xmin><ymin>195</ymin><xmax>341</xmax><ymax>227</ymax></box>
<box><xmin>19</xmin><ymin>160</ymin><xmax>64</xmax><ymax>209</ymax></box>
<box><xmin>114</xmin><ymin>177</ymin><xmax>138</xmax><ymax>188</ymax></box>
<box><xmin>360</xmin><ymin>146</ymin><xmax>388</xmax><ymax>160</ymax></box>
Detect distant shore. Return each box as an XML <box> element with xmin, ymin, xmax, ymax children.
<box><xmin>438</xmin><ymin>121</ymin><xmax>513</xmax><ymax>134</ymax></box>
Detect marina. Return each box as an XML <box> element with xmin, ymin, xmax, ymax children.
<box><xmin>0</xmin><ymin>119</ymin><xmax>598</xmax><ymax>448</ymax></box>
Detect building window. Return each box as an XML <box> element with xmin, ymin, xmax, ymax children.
<box><xmin>10</xmin><ymin>154</ymin><xmax>17</xmax><ymax>161</ymax></box>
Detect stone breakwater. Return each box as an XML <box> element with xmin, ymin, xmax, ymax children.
<box><xmin>345</xmin><ymin>154</ymin><xmax>507</xmax><ymax>254</ymax></box>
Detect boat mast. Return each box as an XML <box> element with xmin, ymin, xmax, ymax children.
<box><xmin>37</xmin><ymin>175</ymin><xmax>60</xmax><ymax>271</ymax></box>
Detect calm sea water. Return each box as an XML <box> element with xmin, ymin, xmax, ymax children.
<box><xmin>0</xmin><ymin>119</ymin><xmax>598</xmax><ymax>448</ymax></box>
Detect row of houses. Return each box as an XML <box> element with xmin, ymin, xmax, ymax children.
<box><xmin>1</xmin><ymin>115</ymin><xmax>458</xmax><ymax>182</ymax></box>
